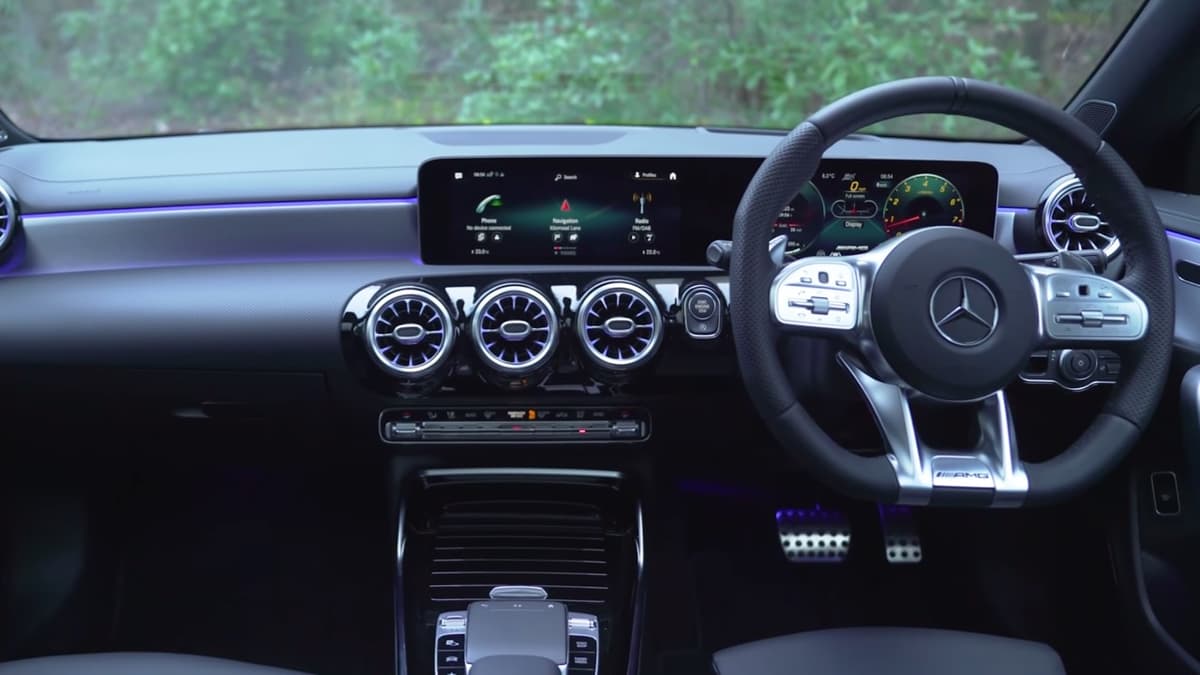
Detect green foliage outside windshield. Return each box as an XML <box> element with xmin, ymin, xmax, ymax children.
<box><xmin>0</xmin><ymin>0</ymin><xmax>1142</xmax><ymax>138</ymax></box>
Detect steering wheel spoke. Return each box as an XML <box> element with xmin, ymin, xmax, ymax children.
<box><xmin>769</xmin><ymin>256</ymin><xmax>862</xmax><ymax>333</ymax></box>
<box><xmin>1024</xmin><ymin>264</ymin><xmax>1148</xmax><ymax>349</ymax></box>
<box><xmin>839</xmin><ymin>354</ymin><xmax>1029</xmax><ymax>507</ymax></box>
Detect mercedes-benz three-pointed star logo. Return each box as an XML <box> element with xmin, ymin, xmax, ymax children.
<box><xmin>929</xmin><ymin>276</ymin><xmax>999</xmax><ymax>347</ymax></box>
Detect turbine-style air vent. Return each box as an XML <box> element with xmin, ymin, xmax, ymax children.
<box><xmin>576</xmin><ymin>280</ymin><xmax>663</xmax><ymax>371</ymax></box>
<box><xmin>1042</xmin><ymin>176</ymin><xmax>1119</xmax><ymax>258</ymax></box>
<box><xmin>365</xmin><ymin>286</ymin><xmax>455</xmax><ymax>379</ymax></box>
<box><xmin>0</xmin><ymin>178</ymin><xmax>18</xmax><ymax>254</ymax></box>
<box><xmin>471</xmin><ymin>283</ymin><xmax>559</xmax><ymax>375</ymax></box>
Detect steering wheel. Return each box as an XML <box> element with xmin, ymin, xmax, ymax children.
<box><xmin>731</xmin><ymin>77</ymin><xmax>1174</xmax><ymax>508</ymax></box>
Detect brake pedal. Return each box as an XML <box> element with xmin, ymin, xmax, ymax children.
<box><xmin>775</xmin><ymin>508</ymin><xmax>850</xmax><ymax>563</ymax></box>
<box><xmin>878</xmin><ymin>505</ymin><xmax>922</xmax><ymax>564</ymax></box>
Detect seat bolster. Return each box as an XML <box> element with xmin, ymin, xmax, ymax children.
<box><xmin>0</xmin><ymin>652</ymin><xmax>312</xmax><ymax>675</ymax></box>
<box><xmin>712</xmin><ymin>627</ymin><xmax>1066</xmax><ymax>675</ymax></box>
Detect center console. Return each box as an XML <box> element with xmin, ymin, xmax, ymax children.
<box><xmin>397</xmin><ymin>470</ymin><xmax>642</xmax><ymax>675</ymax></box>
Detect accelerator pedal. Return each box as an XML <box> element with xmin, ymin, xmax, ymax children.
<box><xmin>775</xmin><ymin>507</ymin><xmax>851</xmax><ymax>563</ymax></box>
<box><xmin>878</xmin><ymin>505</ymin><xmax>923</xmax><ymax>564</ymax></box>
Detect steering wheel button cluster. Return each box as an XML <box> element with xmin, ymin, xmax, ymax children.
<box><xmin>771</xmin><ymin>259</ymin><xmax>859</xmax><ymax>330</ymax></box>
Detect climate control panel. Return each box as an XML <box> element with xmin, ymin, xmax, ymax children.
<box><xmin>380</xmin><ymin>406</ymin><xmax>650</xmax><ymax>444</ymax></box>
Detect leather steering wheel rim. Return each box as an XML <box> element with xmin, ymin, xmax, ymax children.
<box><xmin>730</xmin><ymin>76</ymin><xmax>1174</xmax><ymax>507</ymax></box>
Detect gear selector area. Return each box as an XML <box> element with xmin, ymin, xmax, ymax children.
<box><xmin>434</xmin><ymin>591</ymin><xmax>600</xmax><ymax>675</ymax></box>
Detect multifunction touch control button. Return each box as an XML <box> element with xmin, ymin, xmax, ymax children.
<box><xmin>681</xmin><ymin>285</ymin><xmax>722</xmax><ymax>339</ymax></box>
<box><xmin>1032</xmin><ymin>269</ymin><xmax>1146</xmax><ymax>341</ymax></box>
<box><xmin>772</xmin><ymin>259</ymin><xmax>859</xmax><ymax>330</ymax></box>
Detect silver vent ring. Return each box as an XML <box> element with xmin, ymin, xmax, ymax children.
<box><xmin>365</xmin><ymin>286</ymin><xmax>455</xmax><ymax>378</ymax></box>
<box><xmin>576</xmin><ymin>280</ymin><xmax>664</xmax><ymax>371</ymax></box>
<box><xmin>471</xmin><ymin>283</ymin><xmax>560</xmax><ymax>375</ymax></box>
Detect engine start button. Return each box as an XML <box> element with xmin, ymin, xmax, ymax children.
<box><xmin>687</xmin><ymin>290</ymin><xmax>716</xmax><ymax>319</ymax></box>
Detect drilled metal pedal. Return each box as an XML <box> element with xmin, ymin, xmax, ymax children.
<box><xmin>878</xmin><ymin>505</ymin><xmax>922</xmax><ymax>564</ymax></box>
<box><xmin>776</xmin><ymin>508</ymin><xmax>850</xmax><ymax>563</ymax></box>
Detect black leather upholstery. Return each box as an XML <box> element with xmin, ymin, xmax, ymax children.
<box><xmin>0</xmin><ymin>653</ymin><xmax>310</xmax><ymax>675</ymax></box>
<box><xmin>712</xmin><ymin>628</ymin><xmax>1066</xmax><ymax>675</ymax></box>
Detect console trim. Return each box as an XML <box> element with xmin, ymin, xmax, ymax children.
<box><xmin>395</xmin><ymin>500</ymin><xmax>410</xmax><ymax>675</ymax></box>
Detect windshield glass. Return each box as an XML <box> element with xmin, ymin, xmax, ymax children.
<box><xmin>0</xmin><ymin>0</ymin><xmax>1143</xmax><ymax>140</ymax></box>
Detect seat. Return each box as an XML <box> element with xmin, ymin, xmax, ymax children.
<box><xmin>0</xmin><ymin>652</ymin><xmax>311</xmax><ymax>675</ymax></box>
<box><xmin>713</xmin><ymin>627</ymin><xmax>1066</xmax><ymax>675</ymax></box>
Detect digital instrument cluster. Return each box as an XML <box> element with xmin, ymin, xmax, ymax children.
<box><xmin>418</xmin><ymin>157</ymin><xmax>998</xmax><ymax>265</ymax></box>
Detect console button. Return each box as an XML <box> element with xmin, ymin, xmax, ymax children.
<box><xmin>438</xmin><ymin>652</ymin><xmax>465</xmax><ymax>667</ymax></box>
<box><xmin>570</xmin><ymin>636</ymin><xmax>598</xmax><ymax>652</ymax></box>
<box><xmin>384</xmin><ymin>421</ymin><xmax>420</xmax><ymax>441</ymax></box>
<box><xmin>439</xmin><ymin>669</ymin><xmax>465</xmax><ymax>675</ymax></box>
<box><xmin>611</xmin><ymin>420</ymin><xmax>643</xmax><ymax>439</ymax></box>
<box><xmin>1080</xmin><ymin>309</ymin><xmax>1104</xmax><ymax>328</ymax></box>
<box><xmin>438</xmin><ymin>635</ymin><xmax>465</xmax><ymax>650</ymax></box>
<box><xmin>438</xmin><ymin>614</ymin><xmax>467</xmax><ymax>631</ymax></box>
<box><xmin>569</xmin><ymin>653</ymin><xmax>596</xmax><ymax>669</ymax></box>
<box><xmin>809</xmin><ymin>297</ymin><xmax>830</xmax><ymax>315</ymax></box>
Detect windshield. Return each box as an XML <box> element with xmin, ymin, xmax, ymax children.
<box><xmin>0</xmin><ymin>0</ymin><xmax>1143</xmax><ymax>140</ymax></box>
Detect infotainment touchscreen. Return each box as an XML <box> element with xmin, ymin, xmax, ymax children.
<box><xmin>420</xmin><ymin>158</ymin><xmax>686</xmax><ymax>264</ymax></box>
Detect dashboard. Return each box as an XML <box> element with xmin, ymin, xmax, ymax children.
<box><xmin>0</xmin><ymin>124</ymin><xmax>1198</xmax><ymax>448</ymax></box>
<box><xmin>419</xmin><ymin>157</ymin><xmax>998</xmax><ymax>265</ymax></box>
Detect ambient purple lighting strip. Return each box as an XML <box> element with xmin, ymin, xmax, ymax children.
<box><xmin>21</xmin><ymin>197</ymin><xmax>417</xmax><ymax>220</ymax></box>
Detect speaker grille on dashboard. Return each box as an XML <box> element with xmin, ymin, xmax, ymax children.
<box><xmin>1073</xmin><ymin>99</ymin><xmax>1118</xmax><ymax>137</ymax></box>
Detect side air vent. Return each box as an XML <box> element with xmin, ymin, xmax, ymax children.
<box><xmin>576</xmin><ymin>280</ymin><xmax>663</xmax><ymax>371</ymax></box>
<box><xmin>1042</xmin><ymin>176</ymin><xmax>1119</xmax><ymax>259</ymax></box>
<box><xmin>428</xmin><ymin>498</ymin><xmax>612</xmax><ymax>609</ymax></box>
<box><xmin>471</xmin><ymin>283</ymin><xmax>559</xmax><ymax>375</ymax></box>
<box><xmin>365</xmin><ymin>286</ymin><xmax>455</xmax><ymax>379</ymax></box>
<box><xmin>0</xmin><ymin>178</ymin><xmax>18</xmax><ymax>254</ymax></box>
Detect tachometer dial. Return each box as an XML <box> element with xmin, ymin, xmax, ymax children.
<box><xmin>882</xmin><ymin>173</ymin><xmax>964</xmax><ymax>236</ymax></box>
<box><xmin>772</xmin><ymin>181</ymin><xmax>827</xmax><ymax>258</ymax></box>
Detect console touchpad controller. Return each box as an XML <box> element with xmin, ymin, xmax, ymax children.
<box><xmin>435</xmin><ymin>602</ymin><xmax>600</xmax><ymax>675</ymax></box>
<box><xmin>467</xmin><ymin>601</ymin><xmax>566</xmax><ymax>665</ymax></box>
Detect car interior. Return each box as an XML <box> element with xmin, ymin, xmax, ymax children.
<box><xmin>2</xmin><ymin>1</ymin><xmax>1200</xmax><ymax>674</ymax></box>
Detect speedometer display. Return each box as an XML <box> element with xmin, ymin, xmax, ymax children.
<box><xmin>770</xmin><ymin>165</ymin><xmax>986</xmax><ymax>260</ymax></box>
<box><xmin>882</xmin><ymin>173</ymin><xmax>965</xmax><ymax>236</ymax></box>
